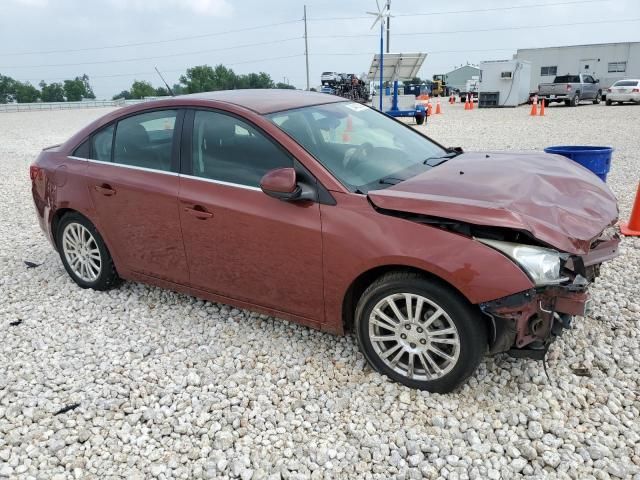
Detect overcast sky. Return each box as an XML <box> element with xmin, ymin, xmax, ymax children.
<box><xmin>1</xmin><ymin>0</ymin><xmax>638</xmax><ymax>98</ymax></box>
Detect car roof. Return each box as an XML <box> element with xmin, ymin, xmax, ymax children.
<box><xmin>177</xmin><ymin>89</ymin><xmax>348</xmax><ymax>114</ymax></box>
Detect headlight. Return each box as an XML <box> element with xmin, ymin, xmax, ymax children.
<box><xmin>477</xmin><ymin>238</ymin><xmax>567</xmax><ymax>286</ymax></box>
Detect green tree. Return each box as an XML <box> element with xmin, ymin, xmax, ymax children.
<box><xmin>80</xmin><ymin>74</ymin><xmax>95</xmax><ymax>99</ymax></box>
<box><xmin>130</xmin><ymin>80</ymin><xmax>156</xmax><ymax>99</ymax></box>
<box><xmin>112</xmin><ymin>90</ymin><xmax>132</xmax><ymax>100</ymax></box>
<box><xmin>154</xmin><ymin>86</ymin><xmax>170</xmax><ymax>97</ymax></box>
<box><xmin>39</xmin><ymin>81</ymin><xmax>65</xmax><ymax>102</ymax></box>
<box><xmin>63</xmin><ymin>78</ymin><xmax>85</xmax><ymax>101</ymax></box>
<box><xmin>0</xmin><ymin>74</ymin><xmax>16</xmax><ymax>103</ymax></box>
<box><xmin>179</xmin><ymin>65</ymin><xmax>276</xmax><ymax>93</ymax></box>
<box><xmin>14</xmin><ymin>81</ymin><xmax>40</xmax><ymax>103</ymax></box>
<box><xmin>274</xmin><ymin>82</ymin><xmax>295</xmax><ymax>90</ymax></box>
<box><xmin>171</xmin><ymin>83</ymin><xmax>185</xmax><ymax>95</ymax></box>
<box><xmin>63</xmin><ymin>75</ymin><xmax>95</xmax><ymax>101</ymax></box>
<box><xmin>241</xmin><ymin>72</ymin><xmax>274</xmax><ymax>89</ymax></box>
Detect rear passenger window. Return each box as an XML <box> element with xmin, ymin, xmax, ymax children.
<box><xmin>191</xmin><ymin>110</ymin><xmax>292</xmax><ymax>187</ymax></box>
<box><xmin>113</xmin><ymin>110</ymin><xmax>177</xmax><ymax>171</ymax></box>
<box><xmin>91</xmin><ymin>125</ymin><xmax>114</xmax><ymax>162</ymax></box>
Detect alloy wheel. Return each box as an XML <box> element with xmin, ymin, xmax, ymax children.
<box><xmin>368</xmin><ymin>293</ymin><xmax>461</xmax><ymax>381</ymax></box>
<box><xmin>62</xmin><ymin>222</ymin><xmax>102</xmax><ymax>282</ymax></box>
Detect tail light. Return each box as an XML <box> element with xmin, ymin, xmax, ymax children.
<box><xmin>633</xmin><ymin>88</ymin><xmax>640</xmax><ymax>93</ymax></box>
<box><xmin>29</xmin><ymin>165</ymin><xmax>41</xmax><ymax>181</ymax></box>
<box><xmin>606</xmin><ymin>88</ymin><xmax>612</xmax><ymax>93</ymax></box>
<box><xmin>566</xmin><ymin>84</ymin><xmax>572</xmax><ymax>91</ymax></box>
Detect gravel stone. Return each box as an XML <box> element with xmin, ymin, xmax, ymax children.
<box><xmin>1</xmin><ymin>104</ymin><xmax>639</xmax><ymax>479</ymax></box>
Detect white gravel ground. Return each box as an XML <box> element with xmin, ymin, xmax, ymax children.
<box><xmin>1</xmin><ymin>103</ymin><xmax>639</xmax><ymax>480</ymax></box>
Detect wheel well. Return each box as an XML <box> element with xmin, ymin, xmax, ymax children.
<box><xmin>341</xmin><ymin>265</ymin><xmax>477</xmax><ymax>333</ymax></box>
<box><xmin>51</xmin><ymin>208</ymin><xmax>77</xmax><ymax>247</ymax></box>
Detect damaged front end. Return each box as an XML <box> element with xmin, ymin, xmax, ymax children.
<box><xmin>480</xmin><ymin>232</ymin><xmax>620</xmax><ymax>360</ymax></box>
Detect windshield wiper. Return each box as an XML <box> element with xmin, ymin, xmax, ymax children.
<box><xmin>423</xmin><ymin>151</ymin><xmax>460</xmax><ymax>166</ymax></box>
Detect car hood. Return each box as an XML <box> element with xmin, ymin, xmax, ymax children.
<box><xmin>367</xmin><ymin>151</ymin><xmax>619</xmax><ymax>255</ymax></box>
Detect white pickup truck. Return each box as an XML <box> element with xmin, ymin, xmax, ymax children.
<box><xmin>538</xmin><ymin>74</ymin><xmax>602</xmax><ymax>107</ymax></box>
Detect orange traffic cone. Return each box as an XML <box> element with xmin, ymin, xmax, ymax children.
<box><xmin>621</xmin><ymin>182</ymin><xmax>640</xmax><ymax>236</ymax></box>
<box><xmin>539</xmin><ymin>98</ymin><xmax>545</xmax><ymax>116</ymax></box>
<box><xmin>469</xmin><ymin>97</ymin><xmax>474</xmax><ymax>110</ymax></box>
<box><xmin>427</xmin><ymin>102</ymin><xmax>433</xmax><ymax>116</ymax></box>
<box><xmin>464</xmin><ymin>96</ymin><xmax>470</xmax><ymax>110</ymax></box>
<box><xmin>435</xmin><ymin>100</ymin><xmax>442</xmax><ymax>114</ymax></box>
<box><xmin>530</xmin><ymin>97</ymin><xmax>538</xmax><ymax>116</ymax></box>
<box><xmin>342</xmin><ymin>115</ymin><xmax>353</xmax><ymax>142</ymax></box>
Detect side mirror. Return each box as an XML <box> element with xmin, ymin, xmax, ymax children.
<box><xmin>260</xmin><ymin>167</ymin><xmax>302</xmax><ymax>201</ymax></box>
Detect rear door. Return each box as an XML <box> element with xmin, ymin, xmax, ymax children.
<box><xmin>178</xmin><ymin>109</ymin><xmax>324</xmax><ymax>321</ymax></box>
<box><xmin>87</xmin><ymin>109</ymin><xmax>189</xmax><ymax>284</ymax></box>
<box><xmin>582</xmin><ymin>75</ymin><xmax>596</xmax><ymax>98</ymax></box>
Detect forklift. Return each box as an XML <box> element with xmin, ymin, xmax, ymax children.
<box><xmin>431</xmin><ymin>74</ymin><xmax>449</xmax><ymax>97</ymax></box>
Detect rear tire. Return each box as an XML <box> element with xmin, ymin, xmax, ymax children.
<box><xmin>415</xmin><ymin>114</ymin><xmax>425</xmax><ymax>125</ymax></box>
<box><xmin>572</xmin><ymin>94</ymin><xmax>580</xmax><ymax>107</ymax></box>
<box><xmin>56</xmin><ymin>212</ymin><xmax>120</xmax><ymax>291</ymax></box>
<box><xmin>606</xmin><ymin>99</ymin><xmax>612</xmax><ymax>106</ymax></box>
<box><xmin>593</xmin><ymin>91</ymin><xmax>601</xmax><ymax>104</ymax></box>
<box><xmin>354</xmin><ymin>272</ymin><xmax>487</xmax><ymax>393</ymax></box>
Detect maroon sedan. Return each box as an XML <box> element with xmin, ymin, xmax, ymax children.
<box><xmin>31</xmin><ymin>90</ymin><xmax>619</xmax><ymax>392</ymax></box>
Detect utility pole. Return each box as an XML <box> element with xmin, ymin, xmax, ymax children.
<box><xmin>386</xmin><ymin>0</ymin><xmax>390</xmax><ymax>53</ymax></box>
<box><xmin>304</xmin><ymin>5</ymin><xmax>310</xmax><ymax>90</ymax></box>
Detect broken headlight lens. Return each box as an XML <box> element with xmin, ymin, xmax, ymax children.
<box><xmin>477</xmin><ymin>238</ymin><xmax>566</xmax><ymax>286</ymax></box>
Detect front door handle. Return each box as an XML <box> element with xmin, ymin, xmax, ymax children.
<box><xmin>94</xmin><ymin>184</ymin><xmax>116</xmax><ymax>196</ymax></box>
<box><xmin>184</xmin><ymin>205</ymin><xmax>213</xmax><ymax>219</ymax></box>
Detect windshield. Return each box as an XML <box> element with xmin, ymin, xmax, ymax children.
<box><xmin>267</xmin><ymin>102</ymin><xmax>448</xmax><ymax>192</ymax></box>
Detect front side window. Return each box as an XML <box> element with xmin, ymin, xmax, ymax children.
<box><xmin>268</xmin><ymin>102</ymin><xmax>448</xmax><ymax>193</ymax></box>
<box><xmin>113</xmin><ymin>110</ymin><xmax>177</xmax><ymax>171</ymax></box>
<box><xmin>191</xmin><ymin>110</ymin><xmax>293</xmax><ymax>187</ymax></box>
<box><xmin>91</xmin><ymin>124</ymin><xmax>114</xmax><ymax>162</ymax></box>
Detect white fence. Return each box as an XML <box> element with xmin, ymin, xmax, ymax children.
<box><xmin>0</xmin><ymin>97</ymin><xmax>160</xmax><ymax>113</ymax></box>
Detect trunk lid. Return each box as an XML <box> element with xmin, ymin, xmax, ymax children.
<box><xmin>367</xmin><ymin>151</ymin><xmax>618</xmax><ymax>255</ymax></box>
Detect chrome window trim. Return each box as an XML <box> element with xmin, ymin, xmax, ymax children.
<box><xmin>73</xmin><ymin>157</ymin><xmax>179</xmax><ymax>176</ymax></box>
<box><xmin>66</xmin><ymin>157</ymin><xmax>262</xmax><ymax>191</ymax></box>
<box><xmin>179</xmin><ymin>174</ymin><xmax>262</xmax><ymax>192</ymax></box>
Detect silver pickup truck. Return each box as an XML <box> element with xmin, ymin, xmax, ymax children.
<box><xmin>538</xmin><ymin>74</ymin><xmax>602</xmax><ymax>107</ymax></box>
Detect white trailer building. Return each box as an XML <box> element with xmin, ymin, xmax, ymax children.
<box><xmin>515</xmin><ymin>42</ymin><xmax>640</xmax><ymax>94</ymax></box>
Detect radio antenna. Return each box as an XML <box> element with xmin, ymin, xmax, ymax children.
<box><xmin>154</xmin><ymin>66</ymin><xmax>175</xmax><ymax>96</ymax></box>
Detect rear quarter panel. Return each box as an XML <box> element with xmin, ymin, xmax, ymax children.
<box><xmin>32</xmin><ymin>151</ymin><xmax>104</xmax><ymax>253</ymax></box>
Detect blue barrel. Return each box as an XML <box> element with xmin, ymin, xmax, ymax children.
<box><xmin>544</xmin><ymin>145</ymin><xmax>613</xmax><ymax>182</ymax></box>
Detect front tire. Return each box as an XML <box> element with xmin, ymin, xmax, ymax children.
<box><xmin>354</xmin><ymin>272</ymin><xmax>487</xmax><ymax>393</ymax></box>
<box><xmin>606</xmin><ymin>99</ymin><xmax>612</xmax><ymax>106</ymax></box>
<box><xmin>56</xmin><ymin>212</ymin><xmax>120</xmax><ymax>290</ymax></box>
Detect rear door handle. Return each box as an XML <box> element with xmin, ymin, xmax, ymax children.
<box><xmin>94</xmin><ymin>184</ymin><xmax>116</xmax><ymax>196</ymax></box>
<box><xmin>184</xmin><ymin>205</ymin><xmax>213</xmax><ymax>219</ymax></box>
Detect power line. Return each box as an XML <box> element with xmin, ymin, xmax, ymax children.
<box><xmin>0</xmin><ymin>19</ymin><xmax>302</xmax><ymax>57</ymax></box>
<box><xmin>1</xmin><ymin>37</ymin><xmax>301</xmax><ymax>69</ymax></box>
<box><xmin>17</xmin><ymin>54</ymin><xmax>306</xmax><ymax>83</ymax></box>
<box><xmin>308</xmin><ymin>17</ymin><xmax>640</xmax><ymax>39</ymax></box>
<box><xmin>306</xmin><ymin>0</ymin><xmax>610</xmax><ymax>21</ymax></box>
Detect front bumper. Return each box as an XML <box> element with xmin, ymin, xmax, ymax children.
<box><xmin>479</xmin><ymin>235</ymin><xmax>620</xmax><ymax>357</ymax></box>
